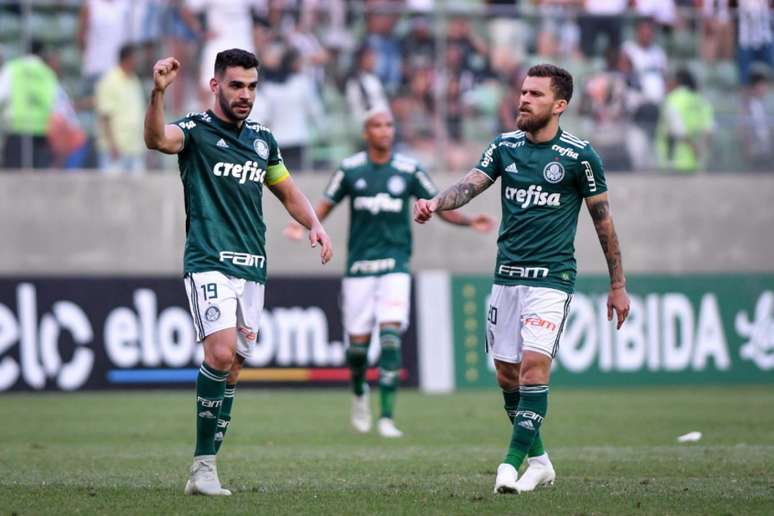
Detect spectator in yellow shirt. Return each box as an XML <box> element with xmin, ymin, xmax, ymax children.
<box><xmin>95</xmin><ymin>44</ymin><xmax>145</xmax><ymax>174</ymax></box>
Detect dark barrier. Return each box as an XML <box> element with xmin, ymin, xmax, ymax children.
<box><xmin>0</xmin><ymin>277</ymin><xmax>419</xmax><ymax>391</ymax></box>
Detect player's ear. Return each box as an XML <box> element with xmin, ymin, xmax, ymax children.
<box><xmin>209</xmin><ymin>77</ymin><xmax>218</xmax><ymax>95</ymax></box>
<box><xmin>553</xmin><ymin>99</ymin><xmax>568</xmax><ymax>116</ymax></box>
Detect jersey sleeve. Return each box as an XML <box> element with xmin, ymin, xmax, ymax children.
<box><xmin>578</xmin><ymin>145</ymin><xmax>608</xmax><ymax>197</ymax></box>
<box><xmin>323</xmin><ymin>168</ymin><xmax>348</xmax><ymax>204</ymax></box>
<box><xmin>265</xmin><ymin>131</ymin><xmax>289</xmax><ymax>186</ymax></box>
<box><xmin>412</xmin><ymin>165</ymin><xmax>439</xmax><ymax>200</ymax></box>
<box><xmin>474</xmin><ymin>136</ymin><xmax>502</xmax><ymax>181</ymax></box>
<box><xmin>171</xmin><ymin>113</ymin><xmax>198</xmax><ymax>152</ymax></box>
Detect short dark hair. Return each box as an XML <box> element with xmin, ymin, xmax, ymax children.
<box><xmin>526</xmin><ymin>63</ymin><xmax>573</xmax><ymax>102</ymax></box>
<box><xmin>29</xmin><ymin>39</ymin><xmax>45</xmax><ymax>56</ymax></box>
<box><xmin>119</xmin><ymin>44</ymin><xmax>135</xmax><ymax>63</ymax></box>
<box><xmin>214</xmin><ymin>48</ymin><xmax>260</xmax><ymax>77</ymax></box>
<box><xmin>675</xmin><ymin>68</ymin><xmax>697</xmax><ymax>91</ymax></box>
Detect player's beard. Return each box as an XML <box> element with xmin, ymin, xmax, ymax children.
<box><xmin>516</xmin><ymin>107</ymin><xmax>551</xmax><ymax>133</ymax></box>
<box><xmin>217</xmin><ymin>89</ymin><xmax>252</xmax><ymax>123</ymax></box>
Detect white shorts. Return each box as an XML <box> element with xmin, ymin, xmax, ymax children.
<box><xmin>342</xmin><ymin>273</ymin><xmax>411</xmax><ymax>336</ymax></box>
<box><xmin>486</xmin><ymin>284</ymin><xmax>572</xmax><ymax>363</ymax></box>
<box><xmin>184</xmin><ymin>271</ymin><xmax>264</xmax><ymax>359</ymax></box>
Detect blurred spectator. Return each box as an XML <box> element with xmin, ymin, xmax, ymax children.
<box><xmin>392</xmin><ymin>65</ymin><xmax>435</xmax><ymax>156</ymax></box>
<box><xmin>44</xmin><ymin>51</ymin><xmax>90</xmax><ymax>169</ymax></box>
<box><xmin>634</xmin><ymin>0</ymin><xmax>677</xmax><ymax>32</ymax></box>
<box><xmin>701</xmin><ymin>0</ymin><xmax>734</xmax><ymax>63</ymax></box>
<box><xmin>346</xmin><ymin>45</ymin><xmax>390</xmax><ymax>126</ymax></box>
<box><xmin>579</xmin><ymin>49</ymin><xmax>631</xmax><ymax>170</ymax></box>
<box><xmin>78</xmin><ymin>0</ymin><xmax>131</xmax><ymax>98</ymax></box>
<box><xmin>536</xmin><ymin>0</ymin><xmax>581</xmax><ymax>59</ymax></box>
<box><xmin>486</xmin><ymin>0</ymin><xmax>530</xmax><ymax>70</ymax></box>
<box><xmin>737</xmin><ymin>0</ymin><xmax>774</xmax><ymax>86</ymax></box>
<box><xmin>739</xmin><ymin>69</ymin><xmax>774</xmax><ymax>170</ymax></box>
<box><xmin>401</xmin><ymin>15</ymin><xmax>436</xmax><ymax>77</ymax></box>
<box><xmin>0</xmin><ymin>40</ymin><xmax>58</xmax><ymax>169</ymax></box>
<box><xmin>579</xmin><ymin>0</ymin><xmax>627</xmax><ymax>58</ymax></box>
<box><xmin>364</xmin><ymin>1</ymin><xmax>403</xmax><ymax>95</ymax></box>
<box><xmin>622</xmin><ymin>17</ymin><xmax>668</xmax><ymax>169</ymax></box>
<box><xmin>94</xmin><ymin>45</ymin><xmax>145</xmax><ymax>175</ymax></box>
<box><xmin>186</xmin><ymin>0</ymin><xmax>263</xmax><ymax>106</ymax></box>
<box><xmin>161</xmin><ymin>0</ymin><xmax>204</xmax><ymax>115</ymax></box>
<box><xmin>285</xmin><ymin>8</ymin><xmax>331</xmax><ymax>90</ymax></box>
<box><xmin>251</xmin><ymin>49</ymin><xmax>325</xmax><ymax>171</ymax></box>
<box><xmin>497</xmin><ymin>66</ymin><xmax>526</xmax><ymax>133</ymax></box>
<box><xmin>447</xmin><ymin>16</ymin><xmax>490</xmax><ymax>81</ymax></box>
<box><xmin>129</xmin><ymin>0</ymin><xmax>164</xmax><ymax>55</ymax></box>
<box><xmin>656</xmin><ymin>68</ymin><xmax>714</xmax><ymax>173</ymax></box>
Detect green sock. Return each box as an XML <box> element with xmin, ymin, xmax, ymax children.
<box><xmin>502</xmin><ymin>389</ymin><xmax>546</xmax><ymax>458</ymax></box>
<box><xmin>378</xmin><ymin>328</ymin><xmax>401</xmax><ymax>419</ymax></box>
<box><xmin>214</xmin><ymin>383</ymin><xmax>236</xmax><ymax>454</ymax></box>
<box><xmin>346</xmin><ymin>343</ymin><xmax>369</xmax><ymax>396</ymax></box>
<box><xmin>504</xmin><ymin>385</ymin><xmax>549</xmax><ymax>468</ymax></box>
<box><xmin>194</xmin><ymin>362</ymin><xmax>228</xmax><ymax>457</ymax></box>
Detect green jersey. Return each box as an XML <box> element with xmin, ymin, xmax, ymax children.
<box><xmin>324</xmin><ymin>151</ymin><xmax>438</xmax><ymax>277</ymax></box>
<box><xmin>475</xmin><ymin>128</ymin><xmax>607</xmax><ymax>293</ymax></box>
<box><xmin>174</xmin><ymin>110</ymin><xmax>289</xmax><ymax>283</ymax></box>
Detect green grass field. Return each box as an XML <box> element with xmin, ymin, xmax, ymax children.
<box><xmin>1</xmin><ymin>386</ymin><xmax>773</xmax><ymax>515</ymax></box>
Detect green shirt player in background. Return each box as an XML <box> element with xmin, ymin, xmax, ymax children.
<box><xmin>144</xmin><ymin>49</ymin><xmax>333</xmax><ymax>496</ymax></box>
<box><xmin>286</xmin><ymin>108</ymin><xmax>494</xmax><ymax>437</ymax></box>
<box><xmin>415</xmin><ymin>64</ymin><xmax>631</xmax><ymax>494</ymax></box>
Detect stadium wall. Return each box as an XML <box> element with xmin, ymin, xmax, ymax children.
<box><xmin>1</xmin><ymin>173</ymin><xmax>773</xmax><ymax>275</ymax></box>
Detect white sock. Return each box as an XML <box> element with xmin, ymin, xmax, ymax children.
<box><xmin>527</xmin><ymin>453</ymin><xmax>550</xmax><ymax>466</ymax></box>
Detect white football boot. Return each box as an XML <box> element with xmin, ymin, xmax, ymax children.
<box><xmin>493</xmin><ymin>463</ymin><xmax>519</xmax><ymax>494</ymax></box>
<box><xmin>377</xmin><ymin>417</ymin><xmax>403</xmax><ymax>438</ymax></box>
<box><xmin>514</xmin><ymin>455</ymin><xmax>556</xmax><ymax>492</ymax></box>
<box><xmin>351</xmin><ymin>390</ymin><xmax>372</xmax><ymax>433</ymax></box>
<box><xmin>184</xmin><ymin>455</ymin><xmax>232</xmax><ymax>496</ymax></box>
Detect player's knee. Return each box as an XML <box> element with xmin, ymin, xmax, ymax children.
<box><xmin>207</xmin><ymin>346</ymin><xmax>236</xmax><ymax>371</ymax></box>
<box><xmin>494</xmin><ymin>360</ymin><xmax>519</xmax><ymax>390</ymax></box>
<box><xmin>495</xmin><ymin>368</ymin><xmax>519</xmax><ymax>391</ymax></box>
<box><xmin>519</xmin><ymin>356</ymin><xmax>551</xmax><ymax>385</ymax></box>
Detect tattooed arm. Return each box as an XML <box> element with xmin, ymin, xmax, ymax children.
<box><xmin>586</xmin><ymin>192</ymin><xmax>630</xmax><ymax>329</ymax></box>
<box><xmin>414</xmin><ymin>169</ymin><xmax>493</xmax><ymax>224</ymax></box>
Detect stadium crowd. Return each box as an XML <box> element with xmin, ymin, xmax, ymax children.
<box><xmin>0</xmin><ymin>0</ymin><xmax>773</xmax><ymax>173</ymax></box>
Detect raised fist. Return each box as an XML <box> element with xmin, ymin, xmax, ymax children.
<box><xmin>152</xmin><ymin>57</ymin><xmax>181</xmax><ymax>92</ymax></box>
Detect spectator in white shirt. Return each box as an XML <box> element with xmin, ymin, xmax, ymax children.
<box><xmin>622</xmin><ymin>17</ymin><xmax>668</xmax><ymax>170</ymax></box>
<box><xmin>78</xmin><ymin>0</ymin><xmax>130</xmax><ymax>96</ymax></box>
<box><xmin>346</xmin><ymin>45</ymin><xmax>390</xmax><ymax>128</ymax></box>
<box><xmin>579</xmin><ymin>0</ymin><xmax>627</xmax><ymax>57</ymax></box>
<box><xmin>737</xmin><ymin>0</ymin><xmax>774</xmax><ymax>86</ymax></box>
<box><xmin>251</xmin><ymin>48</ymin><xmax>325</xmax><ymax>171</ymax></box>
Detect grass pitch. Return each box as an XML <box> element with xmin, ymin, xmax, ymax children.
<box><xmin>1</xmin><ymin>386</ymin><xmax>773</xmax><ymax>515</ymax></box>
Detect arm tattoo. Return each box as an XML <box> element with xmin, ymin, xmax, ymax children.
<box><xmin>434</xmin><ymin>170</ymin><xmax>492</xmax><ymax>211</ymax></box>
<box><xmin>590</xmin><ymin>200</ymin><xmax>625</xmax><ymax>285</ymax></box>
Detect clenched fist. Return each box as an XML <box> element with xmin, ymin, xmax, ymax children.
<box><xmin>152</xmin><ymin>57</ymin><xmax>181</xmax><ymax>92</ymax></box>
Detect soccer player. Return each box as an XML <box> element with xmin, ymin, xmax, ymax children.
<box><xmin>286</xmin><ymin>108</ymin><xmax>494</xmax><ymax>437</ymax></box>
<box><xmin>144</xmin><ymin>49</ymin><xmax>333</xmax><ymax>496</ymax></box>
<box><xmin>414</xmin><ymin>64</ymin><xmax>631</xmax><ymax>493</ymax></box>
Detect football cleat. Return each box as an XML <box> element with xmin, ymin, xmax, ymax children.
<box><xmin>377</xmin><ymin>417</ymin><xmax>403</xmax><ymax>438</ymax></box>
<box><xmin>351</xmin><ymin>391</ymin><xmax>372</xmax><ymax>433</ymax></box>
<box><xmin>514</xmin><ymin>456</ymin><xmax>556</xmax><ymax>492</ymax></box>
<box><xmin>493</xmin><ymin>463</ymin><xmax>519</xmax><ymax>494</ymax></box>
<box><xmin>184</xmin><ymin>455</ymin><xmax>232</xmax><ymax>496</ymax></box>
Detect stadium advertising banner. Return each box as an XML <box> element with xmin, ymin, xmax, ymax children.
<box><xmin>450</xmin><ymin>274</ymin><xmax>774</xmax><ymax>389</ymax></box>
<box><xmin>0</xmin><ymin>277</ymin><xmax>419</xmax><ymax>392</ymax></box>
